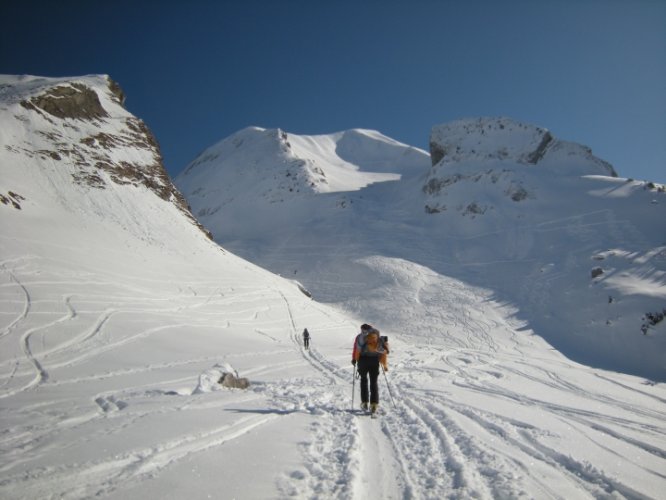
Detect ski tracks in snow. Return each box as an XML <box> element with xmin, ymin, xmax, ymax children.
<box><xmin>1</xmin><ymin>410</ymin><xmax>280</xmax><ymax>499</ymax></box>
<box><xmin>277</xmin><ymin>282</ymin><xmax>666</xmax><ymax>499</ymax></box>
<box><xmin>274</xmin><ymin>291</ymin><xmax>407</xmax><ymax>499</ymax></box>
<box><xmin>2</xmin><ymin>265</ymin><xmax>665</xmax><ymax>498</ymax></box>
<box><xmin>277</xmin><ymin>291</ymin><xmax>533</xmax><ymax>500</ymax></box>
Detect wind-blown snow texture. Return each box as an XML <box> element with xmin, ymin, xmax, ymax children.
<box><xmin>2</xmin><ymin>76</ymin><xmax>666</xmax><ymax>499</ymax></box>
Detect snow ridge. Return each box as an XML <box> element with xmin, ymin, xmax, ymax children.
<box><xmin>177</xmin><ymin>126</ymin><xmax>430</xmax><ymax>210</ymax></box>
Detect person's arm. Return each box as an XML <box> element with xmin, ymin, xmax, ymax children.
<box><xmin>351</xmin><ymin>335</ymin><xmax>359</xmax><ymax>364</ymax></box>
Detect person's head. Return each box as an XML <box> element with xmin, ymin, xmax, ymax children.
<box><xmin>361</xmin><ymin>324</ymin><xmax>372</xmax><ymax>332</ymax></box>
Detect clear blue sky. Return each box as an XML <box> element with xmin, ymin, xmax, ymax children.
<box><xmin>2</xmin><ymin>0</ymin><xmax>664</xmax><ymax>181</ymax></box>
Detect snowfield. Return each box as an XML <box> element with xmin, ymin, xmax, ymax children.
<box><xmin>1</xmin><ymin>75</ymin><xmax>665</xmax><ymax>499</ymax></box>
<box><xmin>2</xmin><ymin>244</ymin><xmax>665</xmax><ymax>499</ymax></box>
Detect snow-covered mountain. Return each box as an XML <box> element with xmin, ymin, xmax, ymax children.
<box><xmin>181</xmin><ymin>126</ymin><xmax>429</xmax><ymax>197</ymax></box>
<box><xmin>0</xmin><ymin>74</ymin><xmax>213</xmax><ymax>241</ymax></box>
<box><xmin>177</xmin><ymin>118</ymin><xmax>666</xmax><ymax>381</ymax></box>
<box><xmin>428</xmin><ymin>117</ymin><xmax>617</xmax><ymax>175</ymax></box>
<box><xmin>2</xmin><ymin>76</ymin><xmax>665</xmax><ymax>499</ymax></box>
<box><xmin>0</xmin><ymin>75</ymin><xmax>352</xmax><ymax>498</ymax></box>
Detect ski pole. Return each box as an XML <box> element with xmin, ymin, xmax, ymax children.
<box><xmin>381</xmin><ymin>364</ymin><xmax>396</xmax><ymax>408</ymax></box>
<box><xmin>351</xmin><ymin>365</ymin><xmax>356</xmax><ymax>411</ymax></box>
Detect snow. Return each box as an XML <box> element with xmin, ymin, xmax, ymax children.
<box><xmin>2</xmin><ymin>75</ymin><xmax>666</xmax><ymax>499</ymax></box>
<box><xmin>179</xmin><ymin>126</ymin><xmax>431</xmax><ymax>198</ymax></box>
<box><xmin>178</xmin><ymin>120</ymin><xmax>666</xmax><ymax>381</ymax></box>
<box><xmin>429</xmin><ymin>117</ymin><xmax>552</xmax><ymax>165</ymax></box>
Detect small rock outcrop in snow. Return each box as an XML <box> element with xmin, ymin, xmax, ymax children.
<box><xmin>194</xmin><ymin>364</ymin><xmax>249</xmax><ymax>392</ymax></box>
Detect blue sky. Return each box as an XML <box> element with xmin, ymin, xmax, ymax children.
<box><xmin>2</xmin><ymin>0</ymin><xmax>664</xmax><ymax>181</ymax></box>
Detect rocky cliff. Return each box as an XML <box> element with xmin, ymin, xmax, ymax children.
<box><xmin>0</xmin><ymin>74</ymin><xmax>210</xmax><ymax>238</ymax></box>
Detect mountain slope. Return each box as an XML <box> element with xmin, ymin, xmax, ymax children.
<box><xmin>177</xmin><ymin>118</ymin><xmax>666</xmax><ymax>380</ymax></box>
<box><xmin>0</xmin><ymin>74</ymin><xmax>210</xmax><ymax>240</ymax></box>
<box><xmin>180</xmin><ymin>126</ymin><xmax>429</xmax><ymax>198</ymax></box>
<box><xmin>0</xmin><ymin>75</ymin><xmax>353</xmax><ymax>498</ymax></box>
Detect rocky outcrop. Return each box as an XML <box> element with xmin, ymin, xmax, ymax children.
<box><xmin>218</xmin><ymin>372</ymin><xmax>250</xmax><ymax>389</ymax></box>
<box><xmin>429</xmin><ymin>118</ymin><xmax>555</xmax><ymax>167</ymax></box>
<box><xmin>428</xmin><ymin>117</ymin><xmax>616</xmax><ymax>177</ymax></box>
<box><xmin>20</xmin><ymin>82</ymin><xmax>109</xmax><ymax>121</ymax></box>
<box><xmin>0</xmin><ymin>191</ymin><xmax>25</xmax><ymax>210</ymax></box>
<box><xmin>524</xmin><ymin>131</ymin><xmax>554</xmax><ymax>164</ymax></box>
<box><xmin>422</xmin><ymin>117</ymin><xmax>618</xmax><ymax>218</ymax></box>
<box><xmin>429</xmin><ymin>140</ymin><xmax>448</xmax><ymax>167</ymax></box>
<box><xmin>9</xmin><ymin>76</ymin><xmax>212</xmax><ymax>239</ymax></box>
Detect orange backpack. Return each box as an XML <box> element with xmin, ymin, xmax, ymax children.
<box><xmin>361</xmin><ymin>329</ymin><xmax>389</xmax><ymax>370</ymax></box>
<box><xmin>364</xmin><ymin>330</ymin><xmax>381</xmax><ymax>353</ymax></box>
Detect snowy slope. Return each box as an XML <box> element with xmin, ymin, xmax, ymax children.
<box><xmin>0</xmin><ymin>75</ymin><xmax>351</xmax><ymax>498</ymax></box>
<box><xmin>178</xmin><ymin>117</ymin><xmax>666</xmax><ymax>381</ymax></box>
<box><xmin>180</xmin><ymin>126</ymin><xmax>429</xmax><ymax>197</ymax></box>
<box><xmin>2</xmin><ymin>76</ymin><xmax>666</xmax><ymax>500</ymax></box>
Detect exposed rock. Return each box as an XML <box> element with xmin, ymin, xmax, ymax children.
<box><xmin>106</xmin><ymin>77</ymin><xmax>125</xmax><ymax>106</ymax></box>
<box><xmin>423</xmin><ymin>118</ymin><xmax>618</xmax><ymax>219</ymax></box>
<box><xmin>0</xmin><ymin>191</ymin><xmax>25</xmax><ymax>210</ymax></box>
<box><xmin>13</xmin><ymin>77</ymin><xmax>213</xmax><ymax>240</ymax></box>
<box><xmin>429</xmin><ymin>141</ymin><xmax>447</xmax><ymax>166</ymax></box>
<box><xmin>429</xmin><ymin>117</ymin><xmax>554</xmax><ymax>167</ymax></box>
<box><xmin>20</xmin><ymin>82</ymin><xmax>108</xmax><ymax>121</ymax></box>
<box><xmin>218</xmin><ymin>372</ymin><xmax>250</xmax><ymax>389</ymax></box>
<box><xmin>462</xmin><ymin>202</ymin><xmax>486</xmax><ymax>217</ymax></box>
<box><xmin>428</xmin><ymin>117</ymin><xmax>616</xmax><ymax>176</ymax></box>
<box><xmin>524</xmin><ymin>131</ymin><xmax>554</xmax><ymax>164</ymax></box>
<box><xmin>425</xmin><ymin>204</ymin><xmax>445</xmax><ymax>214</ymax></box>
<box><xmin>422</xmin><ymin>174</ymin><xmax>470</xmax><ymax>195</ymax></box>
<box><xmin>508</xmin><ymin>184</ymin><xmax>529</xmax><ymax>202</ymax></box>
<box><xmin>296</xmin><ymin>282</ymin><xmax>313</xmax><ymax>298</ymax></box>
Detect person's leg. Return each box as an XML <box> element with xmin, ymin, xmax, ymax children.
<box><xmin>369</xmin><ymin>359</ymin><xmax>380</xmax><ymax>405</ymax></box>
<box><xmin>358</xmin><ymin>359</ymin><xmax>370</xmax><ymax>406</ymax></box>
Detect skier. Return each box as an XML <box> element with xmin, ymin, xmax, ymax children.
<box><xmin>302</xmin><ymin>328</ymin><xmax>310</xmax><ymax>350</ymax></box>
<box><xmin>351</xmin><ymin>324</ymin><xmax>389</xmax><ymax>415</ymax></box>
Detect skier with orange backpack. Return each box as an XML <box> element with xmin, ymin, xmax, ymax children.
<box><xmin>351</xmin><ymin>323</ymin><xmax>389</xmax><ymax>416</ymax></box>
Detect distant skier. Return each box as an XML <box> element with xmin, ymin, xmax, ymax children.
<box><xmin>351</xmin><ymin>324</ymin><xmax>389</xmax><ymax>415</ymax></box>
<box><xmin>302</xmin><ymin>328</ymin><xmax>310</xmax><ymax>350</ymax></box>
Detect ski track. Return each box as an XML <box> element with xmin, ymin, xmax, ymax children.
<box><xmin>1</xmin><ymin>412</ymin><xmax>279</xmax><ymax>499</ymax></box>
<box><xmin>0</xmin><ymin>269</ymin><xmax>30</xmax><ymax>341</ymax></box>
<box><xmin>1</xmin><ymin>269</ymin><xmax>665</xmax><ymax>498</ymax></box>
<box><xmin>275</xmin><ymin>291</ymin><xmax>408</xmax><ymax>499</ymax></box>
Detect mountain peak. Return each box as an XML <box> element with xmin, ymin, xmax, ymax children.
<box><xmin>176</xmin><ymin>127</ymin><xmax>430</xmax><ymax>213</ymax></box>
<box><xmin>429</xmin><ymin>117</ymin><xmax>617</xmax><ymax>177</ymax></box>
